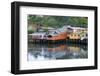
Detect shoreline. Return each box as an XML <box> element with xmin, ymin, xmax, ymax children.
<box><xmin>28</xmin><ymin>39</ymin><xmax>87</xmax><ymax>45</ymax></box>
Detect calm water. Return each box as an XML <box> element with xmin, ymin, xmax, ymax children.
<box><xmin>28</xmin><ymin>43</ymin><xmax>88</xmax><ymax>61</ymax></box>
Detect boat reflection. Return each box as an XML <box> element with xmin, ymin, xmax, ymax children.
<box><xmin>28</xmin><ymin>43</ymin><xmax>88</xmax><ymax>61</ymax></box>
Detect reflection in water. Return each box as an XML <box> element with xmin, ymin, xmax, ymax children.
<box><xmin>28</xmin><ymin>43</ymin><xmax>88</xmax><ymax>61</ymax></box>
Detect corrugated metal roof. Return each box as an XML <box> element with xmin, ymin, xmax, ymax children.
<box><xmin>29</xmin><ymin>32</ymin><xmax>46</xmax><ymax>36</ymax></box>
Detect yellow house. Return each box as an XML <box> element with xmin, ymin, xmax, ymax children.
<box><xmin>67</xmin><ymin>27</ymin><xmax>87</xmax><ymax>40</ymax></box>
<box><xmin>68</xmin><ymin>33</ymin><xmax>80</xmax><ymax>40</ymax></box>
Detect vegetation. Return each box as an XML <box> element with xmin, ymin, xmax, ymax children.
<box><xmin>28</xmin><ymin>15</ymin><xmax>88</xmax><ymax>28</ymax></box>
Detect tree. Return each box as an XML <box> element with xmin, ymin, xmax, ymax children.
<box><xmin>28</xmin><ymin>15</ymin><xmax>88</xmax><ymax>28</ymax></box>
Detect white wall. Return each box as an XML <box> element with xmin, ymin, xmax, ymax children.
<box><xmin>0</xmin><ymin>0</ymin><xmax>99</xmax><ymax>76</ymax></box>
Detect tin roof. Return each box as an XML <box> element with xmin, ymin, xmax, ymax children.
<box><xmin>29</xmin><ymin>32</ymin><xmax>46</xmax><ymax>36</ymax></box>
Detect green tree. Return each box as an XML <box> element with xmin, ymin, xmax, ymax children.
<box><xmin>28</xmin><ymin>15</ymin><xmax>88</xmax><ymax>28</ymax></box>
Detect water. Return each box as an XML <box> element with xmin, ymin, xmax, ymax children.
<box><xmin>28</xmin><ymin>43</ymin><xmax>88</xmax><ymax>61</ymax></box>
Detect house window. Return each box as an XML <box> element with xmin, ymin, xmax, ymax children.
<box><xmin>54</xmin><ymin>32</ymin><xmax>58</xmax><ymax>35</ymax></box>
<box><xmin>48</xmin><ymin>35</ymin><xmax>52</xmax><ymax>38</ymax></box>
<box><xmin>86</xmin><ymin>34</ymin><xmax>88</xmax><ymax>36</ymax></box>
<box><xmin>71</xmin><ymin>34</ymin><xmax>73</xmax><ymax>36</ymax></box>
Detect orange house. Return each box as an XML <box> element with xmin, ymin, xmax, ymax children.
<box><xmin>47</xmin><ymin>31</ymin><xmax>67</xmax><ymax>41</ymax></box>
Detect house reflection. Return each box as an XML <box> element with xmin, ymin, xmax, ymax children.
<box><xmin>28</xmin><ymin>43</ymin><xmax>88</xmax><ymax>61</ymax></box>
